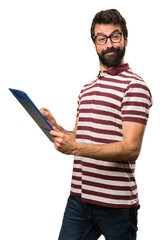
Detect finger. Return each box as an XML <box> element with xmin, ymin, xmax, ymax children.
<box><xmin>40</xmin><ymin>107</ymin><xmax>49</xmax><ymax>113</ymax></box>
<box><xmin>53</xmin><ymin>126</ymin><xmax>60</xmax><ymax>131</ymax></box>
<box><xmin>50</xmin><ymin>131</ymin><xmax>59</xmax><ymax>138</ymax></box>
<box><xmin>54</xmin><ymin>139</ymin><xmax>62</xmax><ymax>151</ymax></box>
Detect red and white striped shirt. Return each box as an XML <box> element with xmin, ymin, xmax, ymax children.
<box><xmin>70</xmin><ymin>63</ymin><xmax>152</xmax><ymax>208</ymax></box>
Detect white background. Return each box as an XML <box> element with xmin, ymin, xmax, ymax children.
<box><xmin>0</xmin><ymin>0</ymin><xmax>166</xmax><ymax>239</ymax></box>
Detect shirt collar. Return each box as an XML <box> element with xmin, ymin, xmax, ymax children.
<box><xmin>98</xmin><ymin>63</ymin><xmax>130</xmax><ymax>77</ymax></box>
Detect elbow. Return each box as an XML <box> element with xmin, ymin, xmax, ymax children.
<box><xmin>128</xmin><ymin>146</ymin><xmax>141</xmax><ymax>162</ymax></box>
<box><xmin>123</xmin><ymin>141</ymin><xmax>141</xmax><ymax>162</ymax></box>
<box><xmin>130</xmin><ymin>151</ymin><xmax>140</xmax><ymax>162</ymax></box>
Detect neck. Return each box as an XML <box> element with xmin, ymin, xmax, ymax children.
<box><xmin>100</xmin><ymin>59</ymin><xmax>125</xmax><ymax>72</ymax></box>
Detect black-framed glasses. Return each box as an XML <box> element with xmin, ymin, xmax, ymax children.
<box><xmin>93</xmin><ymin>31</ymin><xmax>123</xmax><ymax>45</ymax></box>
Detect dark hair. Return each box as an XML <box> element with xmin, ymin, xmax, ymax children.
<box><xmin>90</xmin><ymin>9</ymin><xmax>128</xmax><ymax>41</ymax></box>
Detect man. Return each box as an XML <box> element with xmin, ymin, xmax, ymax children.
<box><xmin>41</xmin><ymin>8</ymin><xmax>152</xmax><ymax>240</ymax></box>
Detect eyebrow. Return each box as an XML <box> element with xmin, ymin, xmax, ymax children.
<box><xmin>96</xmin><ymin>29</ymin><xmax>121</xmax><ymax>36</ymax></box>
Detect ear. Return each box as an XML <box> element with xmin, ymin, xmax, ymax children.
<box><xmin>125</xmin><ymin>38</ymin><xmax>128</xmax><ymax>46</ymax></box>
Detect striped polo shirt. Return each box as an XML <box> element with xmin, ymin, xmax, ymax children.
<box><xmin>70</xmin><ymin>63</ymin><xmax>152</xmax><ymax>208</ymax></box>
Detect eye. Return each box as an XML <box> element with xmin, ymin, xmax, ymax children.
<box><xmin>97</xmin><ymin>35</ymin><xmax>106</xmax><ymax>41</ymax></box>
<box><xmin>112</xmin><ymin>33</ymin><xmax>120</xmax><ymax>40</ymax></box>
<box><xmin>96</xmin><ymin>35</ymin><xmax>107</xmax><ymax>44</ymax></box>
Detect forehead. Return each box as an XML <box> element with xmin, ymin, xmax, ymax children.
<box><xmin>94</xmin><ymin>24</ymin><xmax>121</xmax><ymax>35</ymax></box>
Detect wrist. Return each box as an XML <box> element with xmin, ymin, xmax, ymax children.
<box><xmin>72</xmin><ymin>142</ymin><xmax>80</xmax><ymax>156</ymax></box>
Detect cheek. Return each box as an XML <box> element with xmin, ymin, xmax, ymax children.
<box><xmin>95</xmin><ymin>44</ymin><xmax>105</xmax><ymax>54</ymax></box>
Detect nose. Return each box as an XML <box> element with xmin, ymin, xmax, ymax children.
<box><xmin>106</xmin><ymin>36</ymin><xmax>114</xmax><ymax>46</ymax></box>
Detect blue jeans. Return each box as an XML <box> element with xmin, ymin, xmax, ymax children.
<box><xmin>58</xmin><ymin>195</ymin><xmax>140</xmax><ymax>240</ymax></box>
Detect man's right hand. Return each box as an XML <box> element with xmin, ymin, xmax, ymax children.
<box><xmin>40</xmin><ymin>107</ymin><xmax>58</xmax><ymax>129</ymax></box>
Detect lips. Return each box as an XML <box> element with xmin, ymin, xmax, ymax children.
<box><xmin>102</xmin><ymin>48</ymin><xmax>118</xmax><ymax>56</ymax></box>
<box><xmin>105</xmin><ymin>51</ymin><xmax>115</xmax><ymax>56</ymax></box>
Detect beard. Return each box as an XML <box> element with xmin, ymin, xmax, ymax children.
<box><xmin>98</xmin><ymin>45</ymin><xmax>126</xmax><ymax>68</ymax></box>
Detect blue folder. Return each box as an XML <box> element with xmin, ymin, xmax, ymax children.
<box><xmin>9</xmin><ymin>88</ymin><xmax>53</xmax><ymax>142</ymax></box>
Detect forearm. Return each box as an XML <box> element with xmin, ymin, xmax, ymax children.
<box><xmin>52</xmin><ymin>121</ymin><xmax>144</xmax><ymax>162</ymax></box>
<box><xmin>73</xmin><ymin>140</ymin><xmax>140</xmax><ymax>162</ymax></box>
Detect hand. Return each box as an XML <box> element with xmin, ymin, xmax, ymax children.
<box><xmin>40</xmin><ymin>108</ymin><xmax>58</xmax><ymax>128</ymax></box>
<box><xmin>50</xmin><ymin>126</ymin><xmax>76</xmax><ymax>155</ymax></box>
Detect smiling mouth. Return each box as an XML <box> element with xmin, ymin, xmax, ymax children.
<box><xmin>105</xmin><ymin>52</ymin><xmax>115</xmax><ymax>56</ymax></box>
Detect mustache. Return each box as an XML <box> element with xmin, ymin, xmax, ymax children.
<box><xmin>102</xmin><ymin>47</ymin><xmax>119</xmax><ymax>55</ymax></box>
